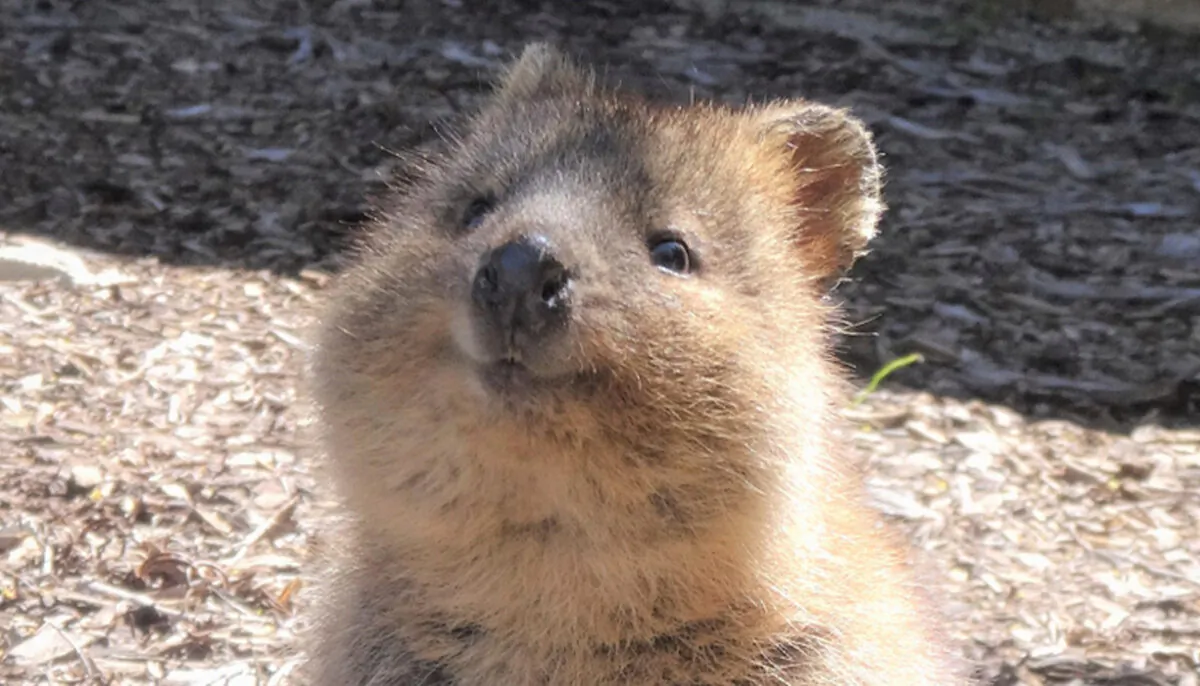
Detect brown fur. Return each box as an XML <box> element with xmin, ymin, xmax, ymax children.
<box><xmin>304</xmin><ymin>43</ymin><xmax>966</xmax><ymax>685</ymax></box>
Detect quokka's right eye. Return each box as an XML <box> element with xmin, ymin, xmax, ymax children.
<box><xmin>461</xmin><ymin>196</ymin><xmax>496</xmax><ymax>231</ymax></box>
<box><xmin>649</xmin><ymin>235</ymin><xmax>693</xmax><ymax>275</ymax></box>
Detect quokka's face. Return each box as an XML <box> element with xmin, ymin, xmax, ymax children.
<box><xmin>313</xmin><ymin>43</ymin><xmax>884</xmax><ymax>459</ymax></box>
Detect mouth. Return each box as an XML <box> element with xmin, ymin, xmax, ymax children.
<box><xmin>450</xmin><ymin>310</ymin><xmax>584</xmax><ymax>397</ymax></box>
<box><xmin>474</xmin><ymin>355</ymin><xmax>596</xmax><ymax>400</ymax></box>
<box><xmin>479</xmin><ymin>358</ymin><xmax>536</xmax><ymax>393</ymax></box>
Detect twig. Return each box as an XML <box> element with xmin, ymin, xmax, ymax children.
<box><xmin>82</xmin><ymin>580</ymin><xmax>186</xmax><ymax>620</ymax></box>
<box><xmin>207</xmin><ymin>587</ymin><xmax>276</xmax><ymax>622</ymax></box>
<box><xmin>225</xmin><ymin>494</ymin><xmax>302</xmax><ymax>566</ymax></box>
<box><xmin>46</xmin><ymin>620</ymin><xmax>100</xmax><ymax>682</ymax></box>
<box><xmin>267</xmin><ymin>657</ymin><xmax>305</xmax><ymax>686</ymax></box>
<box><xmin>959</xmin><ymin>358</ymin><xmax>1198</xmax><ymax>406</ymax></box>
<box><xmin>1028</xmin><ymin>273</ymin><xmax>1200</xmax><ymax>305</ymax></box>
<box><xmin>1089</xmin><ymin>549</ymin><xmax>1200</xmax><ymax>589</ymax></box>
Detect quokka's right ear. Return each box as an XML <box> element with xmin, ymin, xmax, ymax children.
<box><xmin>750</xmin><ymin>101</ymin><xmax>885</xmax><ymax>279</ymax></box>
<box><xmin>492</xmin><ymin>43</ymin><xmax>594</xmax><ymax>102</ymax></box>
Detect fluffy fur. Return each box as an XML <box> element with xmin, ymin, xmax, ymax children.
<box><xmin>304</xmin><ymin>43</ymin><xmax>964</xmax><ymax>685</ymax></box>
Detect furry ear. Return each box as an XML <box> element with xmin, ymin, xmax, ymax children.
<box><xmin>756</xmin><ymin>102</ymin><xmax>884</xmax><ymax>278</ymax></box>
<box><xmin>493</xmin><ymin>43</ymin><xmax>593</xmax><ymax>101</ymax></box>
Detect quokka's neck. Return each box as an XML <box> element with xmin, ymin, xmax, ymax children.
<box><xmin>362</xmin><ymin>440</ymin><xmax>823</xmax><ymax>634</ymax></box>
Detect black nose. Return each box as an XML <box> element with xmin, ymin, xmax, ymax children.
<box><xmin>471</xmin><ymin>236</ymin><xmax>571</xmax><ymax>346</ymax></box>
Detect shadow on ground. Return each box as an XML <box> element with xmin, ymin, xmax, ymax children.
<box><xmin>3</xmin><ymin>0</ymin><xmax>1197</xmax><ymax>433</ymax></box>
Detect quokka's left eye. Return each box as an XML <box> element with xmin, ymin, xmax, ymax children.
<box><xmin>649</xmin><ymin>236</ymin><xmax>692</xmax><ymax>274</ymax></box>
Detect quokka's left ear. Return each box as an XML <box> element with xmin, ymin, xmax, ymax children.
<box><xmin>752</xmin><ymin>101</ymin><xmax>885</xmax><ymax>278</ymax></box>
<box><xmin>492</xmin><ymin>42</ymin><xmax>595</xmax><ymax>103</ymax></box>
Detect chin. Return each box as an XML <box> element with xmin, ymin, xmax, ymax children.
<box><xmin>471</xmin><ymin>356</ymin><xmax>581</xmax><ymax>397</ymax></box>
<box><xmin>476</xmin><ymin>359</ymin><xmax>540</xmax><ymax>397</ymax></box>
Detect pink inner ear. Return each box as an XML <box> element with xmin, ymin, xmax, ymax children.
<box><xmin>773</xmin><ymin>112</ymin><xmax>883</xmax><ymax>278</ymax></box>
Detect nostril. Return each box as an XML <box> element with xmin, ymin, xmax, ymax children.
<box><xmin>474</xmin><ymin>264</ymin><xmax>497</xmax><ymax>294</ymax></box>
<box><xmin>540</xmin><ymin>265</ymin><xmax>569</xmax><ymax>305</ymax></box>
<box><xmin>481</xmin><ymin>264</ymin><xmax>498</xmax><ymax>290</ymax></box>
<box><xmin>472</xmin><ymin>260</ymin><xmax>502</xmax><ymax>310</ymax></box>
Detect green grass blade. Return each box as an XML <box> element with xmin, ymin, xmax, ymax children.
<box><xmin>851</xmin><ymin>353</ymin><xmax>925</xmax><ymax>406</ymax></box>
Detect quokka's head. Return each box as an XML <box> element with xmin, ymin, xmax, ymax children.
<box><xmin>313</xmin><ymin>43</ymin><xmax>884</xmax><ymax>469</ymax></box>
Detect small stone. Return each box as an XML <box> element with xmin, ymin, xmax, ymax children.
<box><xmin>69</xmin><ymin>464</ymin><xmax>105</xmax><ymax>490</ymax></box>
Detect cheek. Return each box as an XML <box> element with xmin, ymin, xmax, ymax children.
<box><xmin>318</xmin><ymin>243</ymin><xmax>473</xmax><ymax>380</ymax></box>
<box><xmin>573</xmin><ymin>273</ymin><xmax>751</xmax><ymax>351</ymax></box>
<box><xmin>574</xmin><ymin>277</ymin><xmax>767</xmax><ymax>397</ymax></box>
<box><xmin>654</xmin><ymin>280</ymin><xmax>759</xmax><ymax>347</ymax></box>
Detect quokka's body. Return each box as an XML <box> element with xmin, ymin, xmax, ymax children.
<box><xmin>304</xmin><ymin>43</ymin><xmax>965</xmax><ymax>686</ymax></box>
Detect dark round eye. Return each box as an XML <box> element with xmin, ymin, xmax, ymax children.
<box><xmin>461</xmin><ymin>196</ymin><xmax>495</xmax><ymax>231</ymax></box>
<box><xmin>649</xmin><ymin>237</ymin><xmax>691</xmax><ymax>274</ymax></box>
